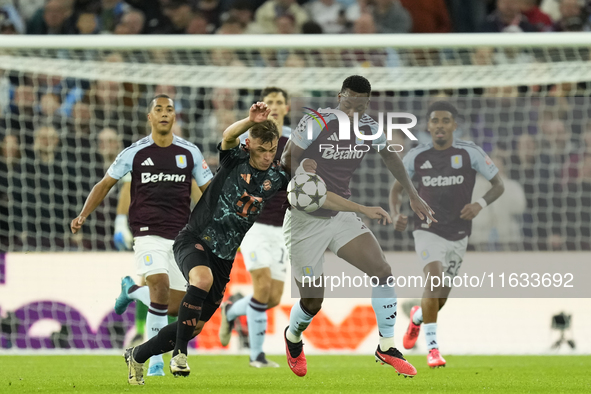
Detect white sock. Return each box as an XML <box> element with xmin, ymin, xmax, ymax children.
<box><xmin>379</xmin><ymin>336</ymin><xmax>395</xmax><ymax>352</ymax></box>
<box><xmin>147</xmin><ymin>302</ymin><xmax>167</xmax><ymax>366</ymax></box>
<box><xmin>413</xmin><ymin>307</ymin><xmax>423</xmax><ymax>325</ymax></box>
<box><xmin>128</xmin><ymin>286</ymin><xmax>150</xmax><ymax>306</ymax></box>
<box><xmin>424</xmin><ymin>323</ymin><xmax>438</xmax><ymax>350</ymax></box>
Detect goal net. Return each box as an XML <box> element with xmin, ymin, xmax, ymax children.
<box><xmin>1</xmin><ymin>35</ymin><xmax>590</xmax><ymax>352</ymax></box>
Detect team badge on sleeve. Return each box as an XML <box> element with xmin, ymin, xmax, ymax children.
<box><xmin>451</xmin><ymin>155</ymin><xmax>463</xmax><ymax>169</ymax></box>
<box><xmin>176</xmin><ymin>155</ymin><xmax>187</xmax><ymax>169</ymax></box>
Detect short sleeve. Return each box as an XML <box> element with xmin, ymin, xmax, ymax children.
<box><xmin>290</xmin><ymin>114</ymin><xmax>323</xmax><ymax>150</ymax></box>
<box><xmin>190</xmin><ymin>147</ymin><xmax>213</xmax><ymax>186</ymax></box>
<box><xmin>218</xmin><ymin>142</ymin><xmax>245</xmax><ymax>169</ymax></box>
<box><xmin>468</xmin><ymin>145</ymin><xmax>499</xmax><ymax>181</ymax></box>
<box><xmin>107</xmin><ymin>146</ymin><xmax>136</xmax><ymax>180</ymax></box>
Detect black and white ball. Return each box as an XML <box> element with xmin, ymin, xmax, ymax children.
<box><xmin>287</xmin><ymin>173</ymin><xmax>328</xmax><ymax>213</ymax></box>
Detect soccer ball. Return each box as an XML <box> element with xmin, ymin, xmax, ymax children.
<box><xmin>287</xmin><ymin>173</ymin><xmax>328</xmax><ymax>213</ymax></box>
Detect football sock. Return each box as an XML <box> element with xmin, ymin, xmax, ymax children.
<box><xmin>173</xmin><ymin>285</ymin><xmax>208</xmax><ymax>356</ymax></box>
<box><xmin>146</xmin><ymin>302</ymin><xmax>168</xmax><ymax>366</ymax></box>
<box><xmin>226</xmin><ymin>295</ymin><xmax>249</xmax><ymax>321</ymax></box>
<box><xmin>287</xmin><ymin>300</ymin><xmax>315</xmax><ymax>343</ymax></box>
<box><xmin>134</xmin><ymin>321</ymin><xmax>178</xmax><ymax>364</ymax></box>
<box><xmin>371</xmin><ymin>276</ymin><xmax>397</xmax><ymax>352</ymax></box>
<box><xmin>413</xmin><ymin>307</ymin><xmax>423</xmax><ymax>325</ymax></box>
<box><xmin>128</xmin><ymin>285</ymin><xmax>150</xmax><ymax>306</ymax></box>
<box><xmin>246</xmin><ymin>297</ymin><xmax>268</xmax><ymax>361</ymax></box>
<box><xmin>424</xmin><ymin>323</ymin><xmax>438</xmax><ymax>350</ymax></box>
<box><xmin>135</xmin><ymin>301</ymin><xmax>148</xmax><ymax>336</ymax></box>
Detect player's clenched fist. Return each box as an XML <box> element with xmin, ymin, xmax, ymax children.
<box><xmin>301</xmin><ymin>158</ymin><xmax>317</xmax><ymax>173</ymax></box>
<box><xmin>248</xmin><ymin>102</ymin><xmax>271</xmax><ymax>123</ymax></box>
<box><xmin>393</xmin><ymin>213</ymin><xmax>408</xmax><ymax>232</ymax></box>
<box><xmin>70</xmin><ymin>215</ymin><xmax>86</xmax><ymax>234</ymax></box>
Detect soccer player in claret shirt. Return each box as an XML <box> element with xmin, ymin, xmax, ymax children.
<box><xmin>219</xmin><ymin>87</ymin><xmax>292</xmax><ymax>368</ymax></box>
<box><xmin>281</xmin><ymin>75</ymin><xmax>435</xmax><ymax>378</ymax></box>
<box><xmin>71</xmin><ymin>95</ymin><xmax>212</xmax><ymax>376</ymax></box>
<box><xmin>390</xmin><ymin>101</ymin><xmax>504</xmax><ymax>368</ymax></box>
<box><xmin>122</xmin><ymin>102</ymin><xmax>388</xmax><ymax>385</ymax></box>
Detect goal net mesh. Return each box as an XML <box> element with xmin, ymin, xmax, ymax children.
<box><xmin>1</xmin><ymin>38</ymin><xmax>591</xmax><ymax>253</ymax></box>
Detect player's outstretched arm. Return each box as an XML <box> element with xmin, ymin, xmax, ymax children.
<box><xmin>389</xmin><ymin>181</ymin><xmax>408</xmax><ymax>232</ymax></box>
<box><xmin>221</xmin><ymin>102</ymin><xmax>270</xmax><ymax>151</ymax></box>
<box><xmin>378</xmin><ymin>149</ymin><xmax>436</xmax><ymax>223</ymax></box>
<box><xmin>460</xmin><ymin>173</ymin><xmax>505</xmax><ymax>220</ymax></box>
<box><xmin>71</xmin><ymin>174</ymin><xmax>118</xmax><ymax>234</ymax></box>
<box><xmin>323</xmin><ymin>192</ymin><xmax>392</xmax><ymax>225</ymax></box>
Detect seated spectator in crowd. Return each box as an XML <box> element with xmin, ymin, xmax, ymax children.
<box><xmin>97</xmin><ymin>127</ymin><xmax>121</xmax><ymax>170</ymax></box>
<box><xmin>342</xmin><ymin>13</ymin><xmax>401</xmax><ymax>67</ymax></box>
<box><xmin>186</xmin><ymin>13</ymin><xmax>211</xmax><ymax>34</ymax></box>
<box><xmin>540</xmin><ymin>0</ymin><xmax>562</xmax><ymax>21</ymax></box>
<box><xmin>196</xmin><ymin>0</ymin><xmax>223</xmax><ymax>32</ymax></box>
<box><xmin>345</xmin><ymin>0</ymin><xmax>372</xmax><ymax>26</ymax></box>
<box><xmin>99</xmin><ymin>0</ymin><xmax>128</xmax><ymax>33</ymax></box>
<box><xmin>225</xmin><ymin>0</ymin><xmax>264</xmax><ymax>33</ymax></box>
<box><xmin>1</xmin><ymin>134</ymin><xmax>20</xmax><ymax>169</ymax></box>
<box><xmin>553</xmin><ymin>0</ymin><xmax>590</xmax><ymax>31</ymax></box>
<box><xmin>255</xmin><ymin>0</ymin><xmax>309</xmax><ymax>33</ymax></box>
<box><xmin>399</xmin><ymin>0</ymin><xmax>451</xmax><ymax>33</ymax></box>
<box><xmin>216</xmin><ymin>15</ymin><xmax>244</xmax><ymax>34</ymax></box>
<box><xmin>40</xmin><ymin>92</ymin><xmax>62</xmax><ymax>119</ymax></box>
<box><xmin>306</xmin><ymin>0</ymin><xmax>345</xmax><ymax>34</ymax></box>
<box><xmin>114</xmin><ymin>9</ymin><xmax>145</xmax><ymax>34</ymax></box>
<box><xmin>373</xmin><ymin>0</ymin><xmax>412</xmax><ymax>33</ymax></box>
<box><xmin>471</xmin><ymin>151</ymin><xmax>527</xmax><ymax>251</ymax></box>
<box><xmin>33</xmin><ymin>125</ymin><xmax>61</xmax><ymax>165</ymax></box>
<box><xmin>276</xmin><ymin>13</ymin><xmax>296</xmax><ymax>34</ymax></box>
<box><xmin>480</xmin><ymin>0</ymin><xmax>537</xmax><ymax>32</ymax></box>
<box><xmin>301</xmin><ymin>20</ymin><xmax>323</xmax><ymax>33</ymax></box>
<box><xmin>446</xmin><ymin>0</ymin><xmax>488</xmax><ymax>32</ymax></box>
<box><xmin>75</xmin><ymin>12</ymin><xmax>99</xmax><ymax>34</ymax></box>
<box><xmin>124</xmin><ymin>0</ymin><xmax>173</xmax><ymax>34</ymax></box>
<box><xmin>1</xmin><ymin>3</ymin><xmax>25</xmax><ymax>34</ymax></box>
<box><xmin>563</xmin><ymin>123</ymin><xmax>591</xmax><ymax>182</ymax></box>
<box><xmin>162</xmin><ymin>0</ymin><xmax>198</xmax><ymax>33</ymax></box>
<box><xmin>13</xmin><ymin>0</ymin><xmax>45</xmax><ymax>23</ymax></box>
<box><xmin>27</xmin><ymin>0</ymin><xmax>76</xmax><ymax>34</ymax></box>
<box><xmin>519</xmin><ymin>0</ymin><xmax>553</xmax><ymax>32</ymax></box>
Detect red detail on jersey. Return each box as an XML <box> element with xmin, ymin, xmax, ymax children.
<box><xmin>241</xmin><ymin>174</ymin><xmax>251</xmax><ymax>184</ymax></box>
<box><xmin>202</xmin><ymin>159</ymin><xmax>209</xmax><ymax>169</ymax></box>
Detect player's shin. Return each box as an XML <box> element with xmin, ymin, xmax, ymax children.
<box><xmin>286</xmin><ymin>300</ymin><xmax>316</xmax><ymax>343</ymax></box>
<box><xmin>247</xmin><ymin>297</ymin><xmax>268</xmax><ymax>361</ymax></box>
<box><xmin>133</xmin><ymin>321</ymin><xmax>178</xmax><ymax>363</ymax></box>
<box><xmin>371</xmin><ymin>276</ymin><xmax>397</xmax><ymax>351</ymax></box>
<box><xmin>146</xmin><ymin>302</ymin><xmax>168</xmax><ymax>369</ymax></box>
<box><xmin>226</xmin><ymin>296</ymin><xmax>249</xmax><ymax>321</ymax></box>
<box><xmin>173</xmin><ymin>285</ymin><xmax>208</xmax><ymax>356</ymax></box>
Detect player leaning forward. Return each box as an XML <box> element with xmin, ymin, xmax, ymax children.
<box><xmin>122</xmin><ymin>102</ymin><xmax>391</xmax><ymax>385</ymax></box>
<box><xmin>391</xmin><ymin>101</ymin><xmax>504</xmax><ymax>368</ymax></box>
<box><xmin>71</xmin><ymin>95</ymin><xmax>212</xmax><ymax>376</ymax></box>
<box><xmin>281</xmin><ymin>75</ymin><xmax>436</xmax><ymax>378</ymax></box>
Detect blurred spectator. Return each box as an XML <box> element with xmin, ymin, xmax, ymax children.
<box><xmin>162</xmin><ymin>0</ymin><xmax>197</xmax><ymax>33</ymax></box>
<box><xmin>1</xmin><ymin>133</ymin><xmax>20</xmax><ymax>168</ymax></box>
<box><xmin>480</xmin><ymin>0</ymin><xmax>537</xmax><ymax>32</ymax></box>
<box><xmin>276</xmin><ymin>13</ymin><xmax>296</xmax><ymax>34</ymax></box>
<box><xmin>446</xmin><ymin>0</ymin><xmax>488</xmax><ymax>32</ymax></box>
<box><xmin>216</xmin><ymin>15</ymin><xmax>244</xmax><ymax>34</ymax></box>
<box><xmin>186</xmin><ymin>13</ymin><xmax>210</xmax><ymax>34</ymax></box>
<box><xmin>99</xmin><ymin>0</ymin><xmax>128</xmax><ymax>33</ymax></box>
<box><xmin>75</xmin><ymin>12</ymin><xmax>99</xmax><ymax>34</ymax></box>
<box><xmin>27</xmin><ymin>0</ymin><xmax>75</xmax><ymax>34</ymax></box>
<box><xmin>284</xmin><ymin>52</ymin><xmax>307</xmax><ymax>67</ymax></box>
<box><xmin>519</xmin><ymin>0</ymin><xmax>553</xmax><ymax>32</ymax></box>
<box><xmin>255</xmin><ymin>0</ymin><xmax>309</xmax><ymax>33</ymax></box>
<box><xmin>553</xmin><ymin>0</ymin><xmax>590</xmax><ymax>31</ymax></box>
<box><xmin>40</xmin><ymin>92</ymin><xmax>61</xmax><ymax>118</ymax></box>
<box><xmin>372</xmin><ymin>0</ymin><xmax>412</xmax><ymax>34</ymax></box>
<box><xmin>13</xmin><ymin>0</ymin><xmax>45</xmax><ymax>23</ymax></box>
<box><xmin>33</xmin><ymin>125</ymin><xmax>60</xmax><ymax>164</ymax></box>
<box><xmin>1</xmin><ymin>3</ymin><xmax>25</xmax><ymax>34</ymax></box>
<box><xmin>306</xmin><ymin>0</ymin><xmax>345</xmax><ymax>34</ymax></box>
<box><xmin>12</xmin><ymin>85</ymin><xmax>36</xmax><ymax>117</ymax></box>
<box><xmin>226</xmin><ymin>0</ymin><xmax>263</xmax><ymax>33</ymax></box>
<box><xmin>399</xmin><ymin>0</ymin><xmax>451</xmax><ymax>33</ymax></box>
<box><xmin>97</xmin><ymin>127</ymin><xmax>121</xmax><ymax>169</ymax></box>
<box><xmin>196</xmin><ymin>0</ymin><xmax>223</xmax><ymax>32</ymax></box>
<box><xmin>541</xmin><ymin>0</ymin><xmax>562</xmax><ymax>21</ymax></box>
<box><xmin>124</xmin><ymin>0</ymin><xmax>172</xmax><ymax>33</ymax></box>
<box><xmin>114</xmin><ymin>9</ymin><xmax>145</xmax><ymax>34</ymax></box>
<box><xmin>471</xmin><ymin>151</ymin><xmax>527</xmax><ymax>251</ymax></box>
<box><xmin>563</xmin><ymin>124</ymin><xmax>591</xmax><ymax>182</ymax></box>
<box><xmin>301</xmin><ymin>20</ymin><xmax>323</xmax><ymax>33</ymax></box>
<box><xmin>539</xmin><ymin>118</ymin><xmax>570</xmax><ymax>166</ymax></box>
<box><xmin>345</xmin><ymin>0</ymin><xmax>372</xmax><ymax>25</ymax></box>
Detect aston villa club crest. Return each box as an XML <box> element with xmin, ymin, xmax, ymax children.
<box><xmin>451</xmin><ymin>155</ymin><xmax>463</xmax><ymax>169</ymax></box>
<box><xmin>176</xmin><ymin>154</ymin><xmax>187</xmax><ymax>169</ymax></box>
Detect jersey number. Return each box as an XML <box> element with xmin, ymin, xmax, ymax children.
<box><xmin>236</xmin><ymin>192</ymin><xmax>263</xmax><ymax>218</ymax></box>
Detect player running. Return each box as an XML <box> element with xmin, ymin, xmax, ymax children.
<box><xmin>71</xmin><ymin>94</ymin><xmax>212</xmax><ymax>376</ymax></box>
<box><xmin>390</xmin><ymin>101</ymin><xmax>504</xmax><ymax>368</ymax></box>
<box><xmin>219</xmin><ymin>87</ymin><xmax>291</xmax><ymax>368</ymax></box>
<box><xmin>122</xmin><ymin>102</ymin><xmax>392</xmax><ymax>385</ymax></box>
<box><xmin>281</xmin><ymin>75</ymin><xmax>435</xmax><ymax>378</ymax></box>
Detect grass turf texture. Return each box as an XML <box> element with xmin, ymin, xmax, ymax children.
<box><xmin>1</xmin><ymin>355</ymin><xmax>590</xmax><ymax>393</ymax></box>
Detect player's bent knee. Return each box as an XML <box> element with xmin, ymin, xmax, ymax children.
<box><xmin>302</xmin><ymin>298</ymin><xmax>323</xmax><ymax>315</ymax></box>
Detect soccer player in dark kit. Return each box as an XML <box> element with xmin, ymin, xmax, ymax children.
<box><xmin>123</xmin><ymin>102</ymin><xmax>392</xmax><ymax>385</ymax></box>
<box><xmin>390</xmin><ymin>101</ymin><xmax>504</xmax><ymax>368</ymax></box>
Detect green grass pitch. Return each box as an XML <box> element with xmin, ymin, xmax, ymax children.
<box><xmin>1</xmin><ymin>355</ymin><xmax>590</xmax><ymax>393</ymax></box>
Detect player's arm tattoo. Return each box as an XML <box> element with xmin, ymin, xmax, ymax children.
<box><xmin>480</xmin><ymin>173</ymin><xmax>505</xmax><ymax>206</ymax></box>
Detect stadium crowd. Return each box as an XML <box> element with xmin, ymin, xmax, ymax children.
<box><xmin>1</xmin><ymin>0</ymin><xmax>591</xmax><ymax>36</ymax></box>
<box><xmin>1</xmin><ymin>0</ymin><xmax>591</xmax><ymax>253</ymax></box>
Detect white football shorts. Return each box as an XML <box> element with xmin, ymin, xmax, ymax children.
<box><xmin>284</xmin><ymin>208</ymin><xmax>371</xmax><ymax>281</ymax></box>
<box><xmin>413</xmin><ymin>230</ymin><xmax>468</xmax><ymax>279</ymax></box>
<box><xmin>133</xmin><ymin>235</ymin><xmax>187</xmax><ymax>291</ymax></box>
<box><xmin>240</xmin><ymin>222</ymin><xmax>288</xmax><ymax>281</ymax></box>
